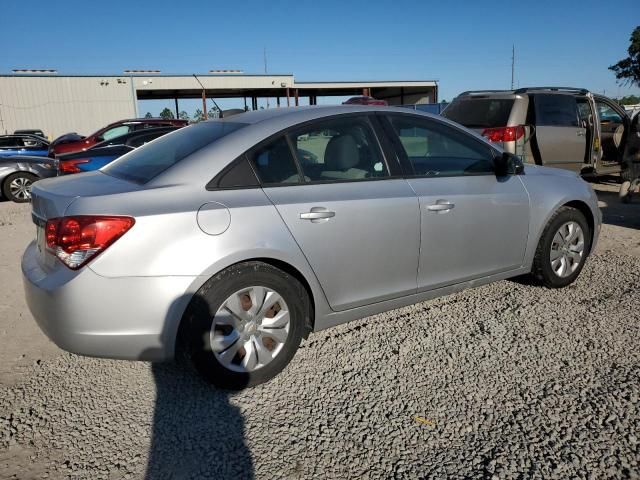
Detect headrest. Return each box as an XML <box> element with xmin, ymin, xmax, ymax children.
<box><xmin>324</xmin><ymin>135</ymin><xmax>359</xmax><ymax>171</ymax></box>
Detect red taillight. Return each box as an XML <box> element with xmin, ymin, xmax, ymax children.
<box><xmin>59</xmin><ymin>158</ymin><xmax>89</xmax><ymax>174</ymax></box>
<box><xmin>481</xmin><ymin>126</ymin><xmax>525</xmax><ymax>143</ymax></box>
<box><xmin>45</xmin><ymin>216</ymin><xmax>135</xmax><ymax>269</ymax></box>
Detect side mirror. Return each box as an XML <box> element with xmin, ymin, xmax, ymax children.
<box><xmin>494</xmin><ymin>152</ymin><xmax>524</xmax><ymax>176</ymax></box>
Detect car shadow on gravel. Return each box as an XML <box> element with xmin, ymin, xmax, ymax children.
<box><xmin>144</xmin><ymin>294</ymin><xmax>254</xmax><ymax>480</ymax></box>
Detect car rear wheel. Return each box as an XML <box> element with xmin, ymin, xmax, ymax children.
<box><xmin>180</xmin><ymin>261</ymin><xmax>308</xmax><ymax>390</ymax></box>
<box><xmin>2</xmin><ymin>172</ymin><xmax>37</xmax><ymax>203</ymax></box>
<box><xmin>532</xmin><ymin>206</ymin><xmax>591</xmax><ymax>288</ymax></box>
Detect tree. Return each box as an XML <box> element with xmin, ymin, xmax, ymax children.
<box><xmin>144</xmin><ymin>112</ymin><xmax>153</xmax><ymax>118</ymax></box>
<box><xmin>159</xmin><ymin>108</ymin><xmax>175</xmax><ymax>119</ymax></box>
<box><xmin>616</xmin><ymin>95</ymin><xmax>640</xmax><ymax>105</ymax></box>
<box><xmin>609</xmin><ymin>26</ymin><xmax>640</xmax><ymax>88</ymax></box>
<box><xmin>192</xmin><ymin>109</ymin><xmax>205</xmax><ymax>123</ymax></box>
<box><xmin>179</xmin><ymin>110</ymin><xmax>190</xmax><ymax>121</ymax></box>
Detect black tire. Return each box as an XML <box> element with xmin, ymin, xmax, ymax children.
<box><xmin>180</xmin><ymin>261</ymin><xmax>308</xmax><ymax>390</ymax></box>
<box><xmin>2</xmin><ymin>172</ymin><xmax>37</xmax><ymax>203</ymax></box>
<box><xmin>532</xmin><ymin>206</ymin><xmax>591</xmax><ymax>288</ymax></box>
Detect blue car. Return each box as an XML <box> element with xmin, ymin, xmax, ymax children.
<box><xmin>58</xmin><ymin>126</ymin><xmax>180</xmax><ymax>174</ymax></box>
<box><xmin>0</xmin><ymin>134</ymin><xmax>49</xmax><ymax>158</ymax></box>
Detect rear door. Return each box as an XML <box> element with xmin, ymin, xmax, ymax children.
<box><xmin>253</xmin><ymin>115</ymin><xmax>421</xmax><ymax>311</ymax></box>
<box><xmin>532</xmin><ymin>94</ymin><xmax>586</xmax><ymax>171</ymax></box>
<box><xmin>382</xmin><ymin>113</ymin><xmax>530</xmax><ymax>291</ymax></box>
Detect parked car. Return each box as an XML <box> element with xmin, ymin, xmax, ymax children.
<box><xmin>343</xmin><ymin>96</ymin><xmax>388</xmax><ymax>106</ymax></box>
<box><xmin>49</xmin><ymin>117</ymin><xmax>189</xmax><ymax>157</ymax></box>
<box><xmin>400</xmin><ymin>103</ymin><xmax>448</xmax><ymax>115</ymax></box>
<box><xmin>442</xmin><ymin>87</ymin><xmax>638</xmax><ymax>180</ymax></box>
<box><xmin>58</xmin><ymin>126</ymin><xmax>181</xmax><ymax>174</ymax></box>
<box><xmin>14</xmin><ymin>129</ymin><xmax>47</xmax><ymax>139</ymax></box>
<box><xmin>0</xmin><ymin>156</ymin><xmax>57</xmax><ymax>202</ymax></box>
<box><xmin>23</xmin><ymin>106</ymin><xmax>600</xmax><ymax>390</ymax></box>
<box><xmin>0</xmin><ymin>134</ymin><xmax>49</xmax><ymax>158</ymax></box>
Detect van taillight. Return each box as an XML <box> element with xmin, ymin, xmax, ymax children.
<box><xmin>481</xmin><ymin>126</ymin><xmax>525</xmax><ymax>143</ymax></box>
<box><xmin>45</xmin><ymin>216</ymin><xmax>135</xmax><ymax>269</ymax></box>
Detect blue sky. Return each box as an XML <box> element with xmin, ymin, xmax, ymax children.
<box><xmin>2</xmin><ymin>0</ymin><xmax>639</xmax><ymax>116</ymax></box>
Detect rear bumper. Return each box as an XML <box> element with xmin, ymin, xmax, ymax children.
<box><xmin>22</xmin><ymin>241</ymin><xmax>197</xmax><ymax>361</ymax></box>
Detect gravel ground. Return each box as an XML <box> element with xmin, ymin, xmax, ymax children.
<box><xmin>0</xmin><ymin>182</ymin><xmax>639</xmax><ymax>479</ymax></box>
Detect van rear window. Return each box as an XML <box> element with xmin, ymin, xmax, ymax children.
<box><xmin>102</xmin><ymin>121</ymin><xmax>247</xmax><ymax>184</ymax></box>
<box><xmin>443</xmin><ymin>98</ymin><xmax>514</xmax><ymax>128</ymax></box>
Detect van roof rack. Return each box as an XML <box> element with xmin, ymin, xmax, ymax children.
<box><xmin>458</xmin><ymin>87</ymin><xmax>589</xmax><ymax>96</ymax></box>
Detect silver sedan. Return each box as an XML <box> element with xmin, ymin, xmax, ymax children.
<box><xmin>22</xmin><ymin>106</ymin><xmax>601</xmax><ymax>389</ymax></box>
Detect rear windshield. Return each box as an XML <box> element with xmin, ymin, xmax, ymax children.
<box><xmin>102</xmin><ymin>121</ymin><xmax>247</xmax><ymax>184</ymax></box>
<box><xmin>442</xmin><ymin>98</ymin><xmax>514</xmax><ymax>128</ymax></box>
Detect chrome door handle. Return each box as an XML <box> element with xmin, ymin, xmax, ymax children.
<box><xmin>427</xmin><ymin>201</ymin><xmax>455</xmax><ymax>212</ymax></box>
<box><xmin>300</xmin><ymin>208</ymin><xmax>335</xmax><ymax>223</ymax></box>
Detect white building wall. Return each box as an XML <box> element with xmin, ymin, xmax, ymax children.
<box><xmin>0</xmin><ymin>75</ymin><xmax>136</xmax><ymax>139</ymax></box>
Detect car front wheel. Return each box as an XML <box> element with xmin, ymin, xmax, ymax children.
<box><xmin>180</xmin><ymin>261</ymin><xmax>309</xmax><ymax>390</ymax></box>
<box><xmin>532</xmin><ymin>206</ymin><xmax>591</xmax><ymax>288</ymax></box>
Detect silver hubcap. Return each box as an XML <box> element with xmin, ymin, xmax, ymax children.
<box><xmin>550</xmin><ymin>221</ymin><xmax>585</xmax><ymax>278</ymax></box>
<box><xmin>211</xmin><ymin>286</ymin><xmax>290</xmax><ymax>373</ymax></box>
<box><xmin>9</xmin><ymin>177</ymin><xmax>32</xmax><ymax>200</ymax></box>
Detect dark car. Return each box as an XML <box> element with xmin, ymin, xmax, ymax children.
<box><xmin>342</xmin><ymin>96</ymin><xmax>388</xmax><ymax>106</ymax></box>
<box><xmin>0</xmin><ymin>135</ymin><xmax>50</xmax><ymax>158</ymax></box>
<box><xmin>58</xmin><ymin>126</ymin><xmax>181</xmax><ymax>174</ymax></box>
<box><xmin>49</xmin><ymin>117</ymin><xmax>189</xmax><ymax>157</ymax></box>
<box><xmin>14</xmin><ymin>129</ymin><xmax>47</xmax><ymax>139</ymax></box>
<box><xmin>0</xmin><ymin>156</ymin><xmax>57</xmax><ymax>202</ymax></box>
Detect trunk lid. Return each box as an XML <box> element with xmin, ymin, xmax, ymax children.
<box><xmin>31</xmin><ymin>171</ymin><xmax>141</xmax><ymax>220</ymax></box>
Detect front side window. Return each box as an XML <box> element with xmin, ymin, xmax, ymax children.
<box><xmin>249</xmin><ymin>136</ymin><xmax>300</xmax><ymax>185</ymax></box>
<box><xmin>596</xmin><ymin>101</ymin><xmax>623</xmax><ymax>124</ymax></box>
<box><xmin>291</xmin><ymin>116</ymin><xmax>388</xmax><ymax>181</ymax></box>
<box><xmin>534</xmin><ymin>94</ymin><xmax>580</xmax><ymax>127</ymax></box>
<box><xmin>101</xmin><ymin>125</ymin><xmax>131</xmax><ymax>141</ymax></box>
<box><xmin>388</xmin><ymin>116</ymin><xmax>494</xmax><ymax>176</ymax></box>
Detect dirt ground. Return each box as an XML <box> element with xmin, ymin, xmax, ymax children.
<box><xmin>0</xmin><ymin>179</ymin><xmax>638</xmax><ymax>387</ymax></box>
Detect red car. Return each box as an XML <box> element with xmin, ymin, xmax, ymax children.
<box><xmin>342</xmin><ymin>96</ymin><xmax>388</xmax><ymax>106</ymax></box>
<box><xmin>49</xmin><ymin>118</ymin><xmax>188</xmax><ymax>157</ymax></box>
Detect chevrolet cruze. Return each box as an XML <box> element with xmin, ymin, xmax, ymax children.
<box><xmin>22</xmin><ymin>106</ymin><xmax>601</xmax><ymax>389</ymax></box>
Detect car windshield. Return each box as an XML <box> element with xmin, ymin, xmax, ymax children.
<box><xmin>443</xmin><ymin>98</ymin><xmax>514</xmax><ymax>128</ymax></box>
<box><xmin>102</xmin><ymin>121</ymin><xmax>247</xmax><ymax>184</ymax></box>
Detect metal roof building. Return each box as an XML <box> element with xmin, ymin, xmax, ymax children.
<box><xmin>0</xmin><ymin>72</ymin><xmax>438</xmax><ymax>138</ymax></box>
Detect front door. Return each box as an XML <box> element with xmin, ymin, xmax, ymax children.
<box><xmin>383</xmin><ymin>114</ymin><xmax>530</xmax><ymax>291</ymax></box>
<box><xmin>249</xmin><ymin>115</ymin><xmax>420</xmax><ymax>311</ymax></box>
<box><xmin>533</xmin><ymin>94</ymin><xmax>586</xmax><ymax>172</ymax></box>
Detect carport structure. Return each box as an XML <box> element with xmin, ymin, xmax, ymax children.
<box><xmin>132</xmin><ymin>74</ymin><xmax>438</xmax><ymax>116</ymax></box>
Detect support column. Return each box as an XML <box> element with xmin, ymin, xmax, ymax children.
<box><xmin>252</xmin><ymin>96</ymin><xmax>258</xmax><ymax>110</ymax></box>
<box><xmin>286</xmin><ymin>88</ymin><xmax>290</xmax><ymax>107</ymax></box>
<box><xmin>174</xmin><ymin>98</ymin><xmax>179</xmax><ymax>118</ymax></box>
<box><xmin>276</xmin><ymin>97</ymin><xmax>280</xmax><ymax>108</ymax></box>
<box><xmin>202</xmin><ymin>90</ymin><xmax>208</xmax><ymax>120</ymax></box>
<box><xmin>294</xmin><ymin>89</ymin><xmax>299</xmax><ymax>107</ymax></box>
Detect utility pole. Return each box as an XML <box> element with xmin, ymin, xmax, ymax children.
<box><xmin>511</xmin><ymin>45</ymin><xmax>515</xmax><ymax>90</ymax></box>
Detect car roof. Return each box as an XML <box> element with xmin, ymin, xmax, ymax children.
<box><xmin>0</xmin><ymin>134</ymin><xmax>49</xmax><ymax>142</ymax></box>
<box><xmin>210</xmin><ymin>105</ymin><xmax>433</xmax><ymax>126</ymax></box>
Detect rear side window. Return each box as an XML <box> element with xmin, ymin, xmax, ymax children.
<box><xmin>249</xmin><ymin>136</ymin><xmax>300</xmax><ymax>185</ymax></box>
<box><xmin>290</xmin><ymin>116</ymin><xmax>389</xmax><ymax>181</ymax></box>
<box><xmin>103</xmin><ymin>121</ymin><xmax>247</xmax><ymax>184</ymax></box>
<box><xmin>534</xmin><ymin>95</ymin><xmax>579</xmax><ymax>127</ymax></box>
<box><xmin>443</xmin><ymin>98</ymin><xmax>514</xmax><ymax>128</ymax></box>
<box><xmin>388</xmin><ymin>115</ymin><xmax>494</xmax><ymax>176</ymax></box>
